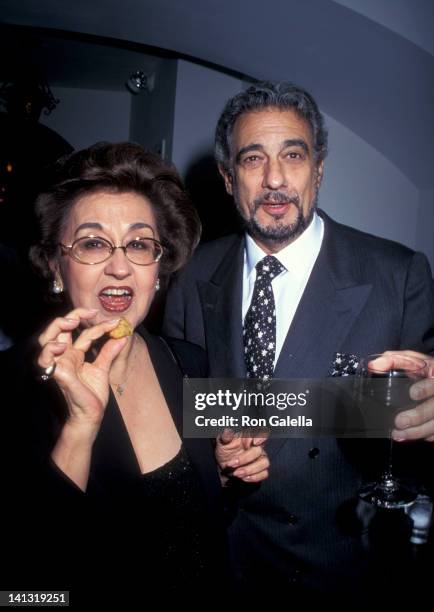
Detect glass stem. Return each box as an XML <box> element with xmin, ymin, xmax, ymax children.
<box><xmin>385</xmin><ymin>434</ymin><xmax>394</xmax><ymax>477</ymax></box>
<box><xmin>380</xmin><ymin>434</ymin><xmax>395</xmax><ymax>489</ymax></box>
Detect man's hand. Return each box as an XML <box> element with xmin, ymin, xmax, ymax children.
<box><xmin>215</xmin><ymin>428</ymin><xmax>270</xmax><ymax>485</ymax></box>
<box><xmin>371</xmin><ymin>351</ymin><xmax>434</xmax><ymax>442</ymax></box>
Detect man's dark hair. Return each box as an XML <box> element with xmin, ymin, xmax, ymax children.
<box><xmin>215</xmin><ymin>81</ymin><xmax>328</xmax><ymax>172</ymax></box>
<box><xmin>30</xmin><ymin>142</ymin><xmax>201</xmax><ymax>285</ymax></box>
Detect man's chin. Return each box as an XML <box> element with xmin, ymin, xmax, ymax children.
<box><xmin>247</xmin><ymin>224</ymin><xmax>294</xmax><ymax>249</ymax></box>
<box><xmin>248</xmin><ymin>215</ymin><xmax>306</xmax><ymax>246</ymax></box>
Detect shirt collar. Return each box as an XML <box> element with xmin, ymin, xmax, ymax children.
<box><xmin>245</xmin><ymin>211</ymin><xmax>324</xmax><ymax>280</ymax></box>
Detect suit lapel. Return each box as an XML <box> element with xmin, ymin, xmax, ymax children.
<box><xmin>198</xmin><ymin>237</ymin><xmax>246</xmax><ymax>377</ymax></box>
<box><xmin>274</xmin><ymin>212</ymin><xmax>373</xmax><ymax>378</ymax></box>
<box><xmin>270</xmin><ymin>213</ymin><xmax>372</xmax><ymax>459</ymax></box>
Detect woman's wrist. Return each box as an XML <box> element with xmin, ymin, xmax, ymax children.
<box><xmin>51</xmin><ymin>421</ymin><xmax>97</xmax><ymax>491</ymax></box>
<box><xmin>61</xmin><ymin>418</ymin><xmax>100</xmax><ymax>446</ymax></box>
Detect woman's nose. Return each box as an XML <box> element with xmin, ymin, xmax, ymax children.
<box><xmin>104</xmin><ymin>247</ymin><xmax>132</xmax><ymax>277</ymax></box>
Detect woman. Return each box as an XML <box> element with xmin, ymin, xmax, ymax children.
<box><xmin>3</xmin><ymin>143</ymin><xmax>269</xmax><ymax>601</ymax></box>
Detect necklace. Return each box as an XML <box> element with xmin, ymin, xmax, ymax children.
<box><xmin>110</xmin><ymin>334</ymin><xmax>140</xmax><ymax>396</ymax></box>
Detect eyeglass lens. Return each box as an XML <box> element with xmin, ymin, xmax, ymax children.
<box><xmin>71</xmin><ymin>236</ymin><xmax>161</xmax><ymax>264</ymax></box>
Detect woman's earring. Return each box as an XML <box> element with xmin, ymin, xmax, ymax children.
<box><xmin>155</xmin><ymin>278</ymin><xmax>161</xmax><ymax>292</ymax></box>
<box><xmin>52</xmin><ymin>276</ymin><xmax>64</xmax><ymax>294</ymax></box>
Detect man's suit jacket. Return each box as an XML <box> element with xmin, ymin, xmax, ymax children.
<box><xmin>163</xmin><ymin>210</ymin><xmax>434</xmax><ymax>595</ymax></box>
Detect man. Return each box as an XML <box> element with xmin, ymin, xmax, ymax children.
<box><xmin>163</xmin><ymin>82</ymin><xmax>434</xmax><ymax>597</ymax></box>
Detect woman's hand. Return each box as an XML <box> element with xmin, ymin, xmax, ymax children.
<box><xmin>37</xmin><ymin>308</ymin><xmax>128</xmax><ymax>491</ymax></box>
<box><xmin>215</xmin><ymin>428</ymin><xmax>270</xmax><ymax>485</ymax></box>
<box><xmin>37</xmin><ymin>308</ymin><xmax>128</xmax><ymax>437</ymax></box>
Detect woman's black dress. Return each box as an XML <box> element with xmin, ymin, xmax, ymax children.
<box><xmin>1</xmin><ymin>328</ymin><xmax>227</xmax><ymax>603</ymax></box>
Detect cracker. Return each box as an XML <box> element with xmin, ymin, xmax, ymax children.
<box><xmin>109</xmin><ymin>317</ymin><xmax>133</xmax><ymax>339</ymax></box>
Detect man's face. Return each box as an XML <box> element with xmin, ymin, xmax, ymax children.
<box><xmin>220</xmin><ymin>108</ymin><xmax>323</xmax><ymax>252</ymax></box>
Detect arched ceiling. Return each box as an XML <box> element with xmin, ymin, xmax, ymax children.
<box><xmin>1</xmin><ymin>0</ymin><xmax>433</xmax><ymax>188</ymax></box>
<box><xmin>334</xmin><ymin>0</ymin><xmax>434</xmax><ymax>56</ymax></box>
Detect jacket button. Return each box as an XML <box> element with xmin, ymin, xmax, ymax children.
<box><xmin>308</xmin><ymin>447</ymin><xmax>320</xmax><ymax>458</ymax></box>
<box><xmin>287</xmin><ymin>513</ymin><xmax>299</xmax><ymax>525</ymax></box>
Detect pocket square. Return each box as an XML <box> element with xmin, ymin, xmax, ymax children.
<box><xmin>329</xmin><ymin>352</ymin><xmax>359</xmax><ymax>377</ymax></box>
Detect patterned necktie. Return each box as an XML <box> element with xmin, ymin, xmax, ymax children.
<box><xmin>243</xmin><ymin>255</ymin><xmax>286</xmax><ymax>379</ymax></box>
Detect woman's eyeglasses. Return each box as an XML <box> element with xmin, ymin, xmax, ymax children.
<box><xmin>59</xmin><ymin>235</ymin><xmax>164</xmax><ymax>266</ymax></box>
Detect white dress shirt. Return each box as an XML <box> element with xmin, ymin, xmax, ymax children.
<box><xmin>242</xmin><ymin>212</ymin><xmax>324</xmax><ymax>366</ymax></box>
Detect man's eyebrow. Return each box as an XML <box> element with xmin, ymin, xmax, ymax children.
<box><xmin>282</xmin><ymin>139</ymin><xmax>310</xmax><ymax>153</ymax></box>
<box><xmin>235</xmin><ymin>139</ymin><xmax>310</xmax><ymax>164</ymax></box>
<box><xmin>235</xmin><ymin>144</ymin><xmax>264</xmax><ymax>164</ymax></box>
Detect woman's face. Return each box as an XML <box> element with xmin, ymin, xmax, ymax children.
<box><xmin>55</xmin><ymin>190</ymin><xmax>160</xmax><ymax>328</ymax></box>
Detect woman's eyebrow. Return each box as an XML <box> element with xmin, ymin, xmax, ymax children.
<box><xmin>128</xmin><ymin>222</ymin><xmax>154</xmax><ymax>234</ymax></box>
<box><xmin>73</xmin><ymin>222</ymin><xmax>155</xmax><ymax>236</ymax></box>
<box><xmin>74</xmin><ymin>222</ymin><xmax>103</xmax><ymax>236</ymax></box>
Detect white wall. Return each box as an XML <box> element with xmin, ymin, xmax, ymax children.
<box><xmin>40</xmin><ymin>86</ymin><xmax>131</xmax><ymax>150</ymax></box>
<box><xmin>320</xmin><ymin>114</ymin><xmax>419</xmax><ymax>251</ymax></box>
<box><xmin>129</xmin><ymin>59</ymin><xmax>178</xmax><ymax>159</ymax></box>
<box><xmin>171</xmin><ymin>60</ymin><xmax>242</xmax><ymax>176</ymax></box>
<box><xmin>334</xmin><ymin>0</ymin><xmax>434</xmax><ymax>55</ymax></box>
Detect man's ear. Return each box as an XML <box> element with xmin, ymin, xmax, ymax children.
<box><xmin>315</xmin><ymin>161</ymin><xmax>324</xmax><ymax>189</ymax></box>
<box><xmin>218</xmin><ymin>164</ymin><xmax>234</xmax><ymax>196</ymax></box>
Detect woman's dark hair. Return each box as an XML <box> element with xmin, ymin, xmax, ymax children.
<box><xmin>30</xmin><ymin>142</ymin><xmax>201</xmax><ymax>284</ymax></box>
<box><xmin>215</xmin><ymin>81</ymin><xmax>328</xmax><ymax>173</ymax></box>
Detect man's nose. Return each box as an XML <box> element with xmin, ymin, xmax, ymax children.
<box><xmin>104</xmin><ymin>247</ymin><xmax>132</xmax><ymax>277</ymax></box>
<box><xmin>262</xmin><ymin>159</ymin><xmax>287</xmax><ymax>190</ymax></box>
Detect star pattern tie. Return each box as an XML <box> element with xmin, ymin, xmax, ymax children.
<box><xmin>243</xmin><ymin>255</ymin><xmax>286</xmax><ymax>379</ymax></box>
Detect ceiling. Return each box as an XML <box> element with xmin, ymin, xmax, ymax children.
<box><xmin>0</xmin><ymin>28</ymin><xmax>163</xmax><ymax>91</ymax></box>
<box><xmin>1</xmin><ymin>0</ymin><xmax>433</xmax><ymax>188</ymax></box>
<box><xmin>334</xmin><ymin>0</ymin><xmax>434</xmax><ymax>56</ymax></box>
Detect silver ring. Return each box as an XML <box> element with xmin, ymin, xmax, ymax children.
<box><xmin>40</xmin><ymin>362</ymin><xmax>57</xmax><ymax>381</ymax></box>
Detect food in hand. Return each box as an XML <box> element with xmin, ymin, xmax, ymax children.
<box><xmin>109</xmin><ymin>317</ymin><xmax>133</xmax><ymax>339</ymax></box>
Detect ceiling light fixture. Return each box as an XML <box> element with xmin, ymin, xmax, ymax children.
<box><xmin>126</xmin><ymin>70</ymin><xmax>155</xmax><ymax>94</ymax></box>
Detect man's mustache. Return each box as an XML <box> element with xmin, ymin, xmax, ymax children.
<box><xmin>252</xmin><ymin>191</ymin><xmax>300</xmax><ymax>210</ymax></box>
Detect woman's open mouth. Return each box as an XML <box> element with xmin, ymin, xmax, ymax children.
<box><xmin>98</xmin><ymin>286</ymin><xmax>133</xmax><ymax>312</ymax></box>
